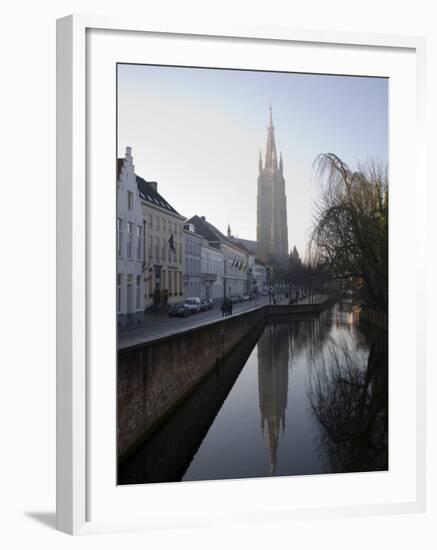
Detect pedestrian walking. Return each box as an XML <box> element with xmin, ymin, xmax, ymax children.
<box><xmin>221</xmin><ymin>299</ymin><xmax>227</xmax><ymax>318</ymax></box>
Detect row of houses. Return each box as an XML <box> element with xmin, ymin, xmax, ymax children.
<box><xmin>117</xmin><ymin>147</ymin><xmax>268</xmax><ymax>326</ymax></box>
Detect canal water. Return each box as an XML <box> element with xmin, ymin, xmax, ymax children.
<box><xmin>118</xmin><ymin>303</ymin><xmax>388</xmax><ymax>485</ymax></box>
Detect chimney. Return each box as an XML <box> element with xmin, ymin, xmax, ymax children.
<box><xmin>126</xmin><ymin>146</ymin><xmax>132</xmax><ymax>157</ymax></box>
<box><xmin>148</xmin><ymin>181</ymin><xmax>158</xmax><ymax>191</ymax></box>
<box><xmin>201</xmin><ymin>216</ymin><xmax>206</xmax><ymax>221</ymax></box>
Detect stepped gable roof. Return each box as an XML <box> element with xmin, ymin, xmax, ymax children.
<box><xmin>136</xmin><ymin>174</ymin><xmax>180</xmax><ymax>215</ymax></box>
<box><xmin>117</xmin><ymin>157</ymin><xmax>180</xmax><ymax>215</ymax></box>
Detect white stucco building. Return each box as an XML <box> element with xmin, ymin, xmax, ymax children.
<box><xmin>186</xmin><ymin>215</ymin><xmax>248</xmax><ymax>298</ymax></box>
<box><xmin>201</xmin><ymin>239</ymin><xmax>224</xmax><ymax>301</ymax></box>
<box><xmin>117</xmin><ymin>147</ymin><xmax>146</xmax><ymax>326</ymax></box>
<box><xmin>253</xmin><ymin>258</ymin><xmax>268</xmax><ymax>293</ymax></box>
<box><xmin>183</xmin><ymin>223</ymin><xmax>203</xmax><ymax>298</ymax></box>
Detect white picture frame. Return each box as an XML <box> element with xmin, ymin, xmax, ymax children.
<box><xmin>56</xmin><ymin>14</ymin><xmax>427</xmax><ymax>535</ymax></box>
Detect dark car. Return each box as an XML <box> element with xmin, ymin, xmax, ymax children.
<box><xmin>168</xmin><ymin>304</ymin><xmax>191</xmax><ymax>318</ymax></box>
<box><xmin>145</xmin><ymin>304</ymin><xmax>170</xmax><ymax>313</ymax></box>
<box><xmin>200</xmin><ymin>298</ymin><xmax>214</xmax><ymax>311</ymax></box>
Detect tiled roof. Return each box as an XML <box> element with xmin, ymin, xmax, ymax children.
<box><xmin>236</xmin><ymin>238</ymin><xmax>257</xmax><ymax>255</ymax></box>
<box><xmin>230</xmin><ymin>239</ymin><xmax>254</xmax><ymax>255</ymax></box>
<box><xmin>136</xmin><ymin>175</ymin><xmax>180</xmax><ymax>215</ymax></box>
<box><xmin>186</xmin><ymin>215</ymin><xmax>231</xmax><ymax>245</ymax></box>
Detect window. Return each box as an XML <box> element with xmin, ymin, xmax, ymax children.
<box><xmin>162</xmin><ymin>270</ymin><xmax>166</xmax><ymax>290</ymax></box>
<box><xmin>127</xmin><ymin>191</ymin><xmax>133</xmax><ymax>210</ymax></box>
<box><xmin>137</xmin><ymin>225</ymin><xmax>143</xmax><ymax>260</ymax></box>
<box><xmin>117</xmin><ymin>218</ymin><xmax>123</xmax><ymax>257</ymax></box>
<box><xmin>156</xmin><ymin>217</ymin><xmax>160</xmax><ymax>231</ymax></box>
<box><xmin>149</xmin><ymin>214</ymin><xmax>153</xmax><ymax>227</ymax></box>
<box><xmin>179</xmin><ymin>272</ymin><xmax>183</xmax><ymax>296</ymax></box>
<box><xmin>148</xmin><ymin>235</ymin><xmax>153</xmax><ymax>259</ymax></box>
<box><xmin>127</xmin><ymin>222</ymin><xmax>133</xmax><ymax>258</ymax></box>
<box><xmin>148</xmin><ymin>272</ymin><xmax>153</xmax><ymax>297</ymax></box>
<box><xmin>174</xmin><ymin>271</ymin><xmax>178</xmax><ymax>295</ymax></box>
<box><xmin>179</xmin><ymin>243</ymin><xmax>182</xmax><ymax>264</ymax></box>
<box><xmin>162</xmin><ymin>238</ymin><xmax>166</xmax><ymax>260</ymax></box>
<box><xmin>126</xmin><ymin>274</ymin><xmax>133</xmax><ymax>313</ymax></box>
<box><xmin>117</xmin><ymin>274</ymin><xmax>122</xmax><ymax>313</ymax></box>
<box><xmin>136</xmin><ymin>275</ymin><xmax>141</xmax><ymax>310</ymax></box>
<box><xmin>169</xmin><ymin>270</ymin><xmax>173</xmax><ymax>296</ymax></box>
<box><xmin>155</xmin><ymin>237</ymin><xmax>160</xmax><ymax>260</ymax></box>
<box><xmin>163</xmin><ymin>219</ymin><xmax>166</xmax><ymax>232</ymax></box>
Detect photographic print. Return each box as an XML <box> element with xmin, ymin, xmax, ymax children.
<box><xmin>116</xmin><ymin>64</ymin><xmax>388</xmax><ymax>485</ymax></box>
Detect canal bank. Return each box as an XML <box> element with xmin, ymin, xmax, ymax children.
<box><xmin>118</xmin><ymin>297</ymin><xmax>334</xmax><ymax>463</ymax></box>
<box><xmin>118</xmin><ymin>301</ymin><xmax>388</xmax><ymax>483</ymax></box>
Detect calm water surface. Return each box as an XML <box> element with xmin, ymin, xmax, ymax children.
<box><xmin>118</xmin><ymin>303</ymin><xmax>388</xmax><ymax>484</ymax></box>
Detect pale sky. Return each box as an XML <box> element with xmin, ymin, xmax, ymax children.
<box><xmin>117</xmin><ymin>64</ymin><xmax>388</xmax><ymax>257</ymax></box>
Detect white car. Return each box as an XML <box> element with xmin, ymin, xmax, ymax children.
<box><xmin>184</xmin><ymin>297</ymin><xmax>201</xmax><ymax>313</ymax></box>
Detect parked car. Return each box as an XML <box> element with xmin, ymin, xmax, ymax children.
<box><xmin>229</xmin><ymin>294</ymin><xmax>243</xmax><ymax>304</ymax></box>
<box><xmin>243</xmin><ymin>294</ymin><xmax>250</xmax><ymax>301</ymax></box>
<box><xmin>184</xmin><ymin>297</ymin><xmax>201</xmax><ymax>313</ymax></box>
<box><xmin>261</xmin><ymin>290</ymin><xmax>268</xmax><ymax>296</ymax></box>
<box><xmin>168</xmin><ymin>304</ymin><xmax>191</xmax><ymax>318</ymax></box>
<box><xmin>200</xmin><ymin>298</ymin><xmax>214</xmax><ymax>311</ymax></box>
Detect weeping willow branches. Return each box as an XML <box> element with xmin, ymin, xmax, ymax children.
<box><xmin>310</xmin><ymin>153</ymin><xmax>388</xmax><ymax>312</ymax></box>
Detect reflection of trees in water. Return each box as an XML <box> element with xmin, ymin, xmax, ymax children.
<box><xmin>308</xmin><ymin>328</ymin><xmax>388</xmax><ymax>473</ymax></box>
<box><xmin>288</xmin><ymin>315</ymin><xmax>332</xmax><ymax>364</ymax></box>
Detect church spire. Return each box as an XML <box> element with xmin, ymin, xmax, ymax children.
<box><xmin>265</xmin><ymin>105</ymin><xmax>278</xmax><ymax>172</ymax></box>
<box><xmin>227</xmin><ymin>223</ymin><xmax>231</xmax><ymax>238</ymax></box>
<box><xmin>259</xmin><ymin>149</ymin><xmax>263</xmax><ymax>173</ymax></box>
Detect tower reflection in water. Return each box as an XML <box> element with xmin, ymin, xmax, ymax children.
<box><xmin>118</xmin><ymin>304</ymin><xmax>388</xmax><ymax>485</ymax></box>
<box><xmin>257</xmin><ymin>323</ymin><xmax>289</xmax><ymax>475</ymax></box>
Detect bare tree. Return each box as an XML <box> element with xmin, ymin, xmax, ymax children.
<box><xmin>310</xmin><ymin>154</ymin><xmax>388</xmax><ymax>313</ymax></box>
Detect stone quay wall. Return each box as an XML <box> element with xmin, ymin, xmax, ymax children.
<box><xmin>118</xmin><ymin>307</ymin><xmax>265</xmax><ymax>461</ymax></box>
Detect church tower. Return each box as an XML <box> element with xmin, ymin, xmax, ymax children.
<box><xmin>256</xmin><ymin>107</ymin><xmax>289</xmax><ymax>262</ymax></box>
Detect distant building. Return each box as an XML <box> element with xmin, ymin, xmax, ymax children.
<box><xmin>138</xmin><ymin>174</ymin><xmax>186</xmax><ymax>309</ymax></box>
<box><xmin>236</xmin><ymin>237</ymin><xmax>257</xmax><ymax>256</ymax></box>
<box><xmin>253</xmin><ymin>258</ymin><xmax>268</xmax><ymax>293</ymax></box>
<box><xmin>116</xmin><ymin>147</ymin><xmax>146</xmax><ymax>326</ymax></box>
<box><xmin>200</xmin><ymin>239</ymin><xmax>224</xmax><ymax>301</ymax></box>
<box><xmin>186</xmin><ymin>215</ymin><xmax>247</xmax><ymax>297</ymax></box>
<box><xmin>227</xmin><ymin>227</ymin><xmax>256</xmax><ymax>295</ymax></box>
<box><xmin>183</xmin><ymin>223</ymin><xmax>202</xmax><ymax>298</ymax></box>
<box><xmin>256</xmin><ymin>107</ymin><xmax>289</xmax><ymax>263</ymax></box>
